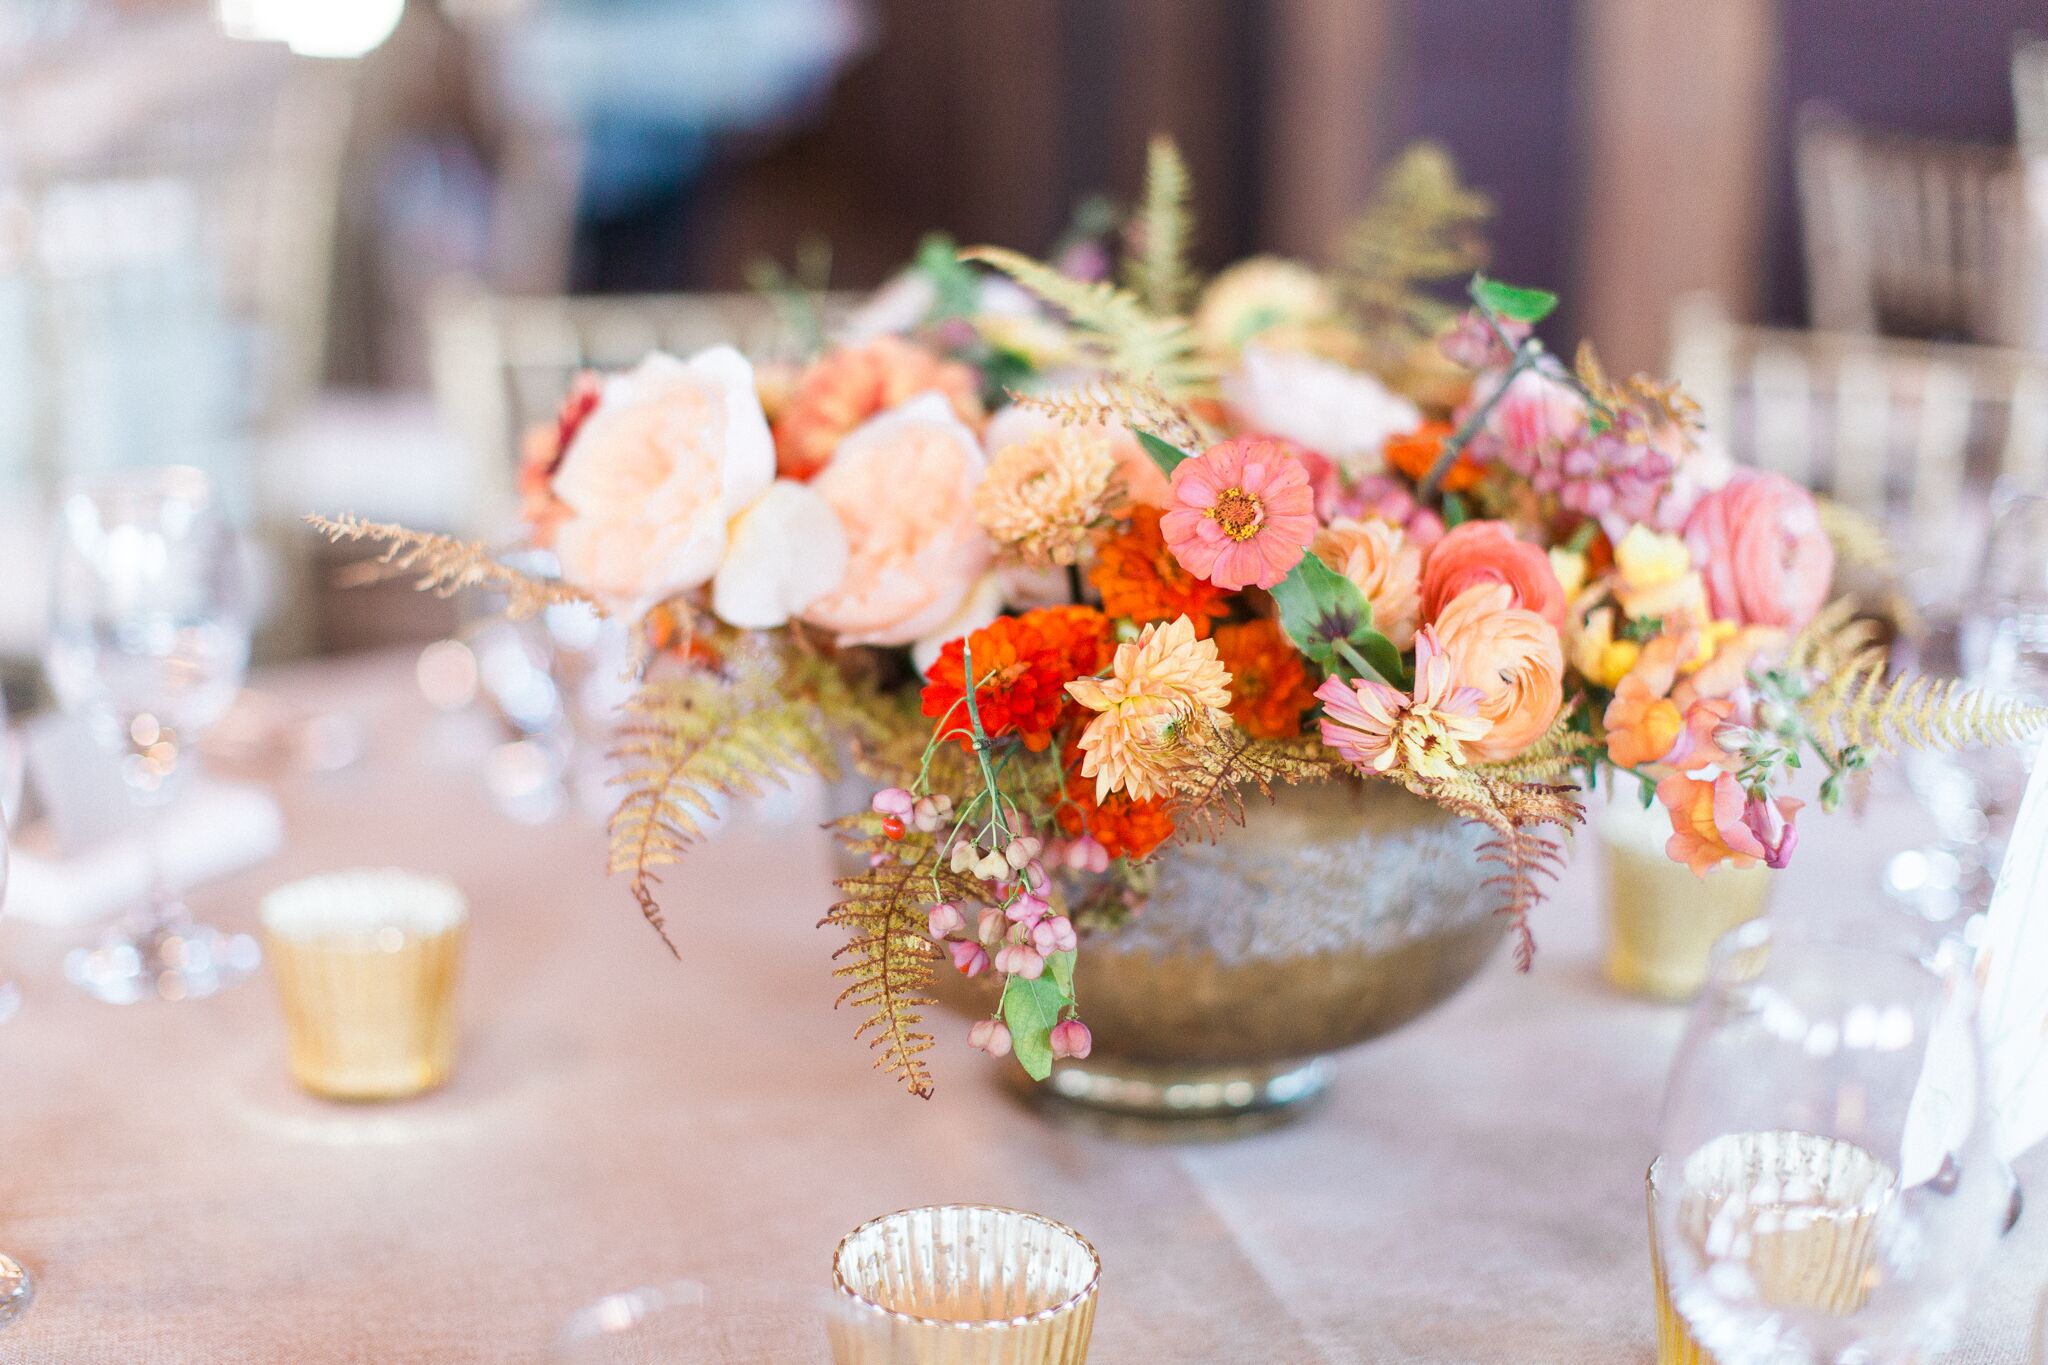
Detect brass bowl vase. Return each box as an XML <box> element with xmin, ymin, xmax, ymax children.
<box><xmin>934</xmin><ymin>780</ymin><xmax>1506</xmax><ymax>1129</ymax></box>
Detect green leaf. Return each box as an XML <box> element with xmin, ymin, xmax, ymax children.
<box><xmin>1136</xmin><ymin>430</ymin><xmax>1190</xmax><ymax>479</ymax></box>
<box><xmin>1441</xmin><ymin>491</ymin><xmax>1471</xmax><ymax>528</ymax></box>
<box><xmin>1271</xmin><ymin>554</ymin><xmax>1404</xmax><ymax>684</ymax></box>
<box><xmin>1001</xmin><ymin>964</ymin><xmax>1074</xmax><ymax>1083</ymax></box>
<box><xmin>1473</xmin><ymin>277</ymin><xmax>1558</xmax><ymax>325</ymax></box>
<box><xmin>914</xmin><ymin>233</ymin><xmax>980</xmax><ymax>322</ymax></box>
<box><xmin>1047</xmin><ymin>947</ymin><xmax>1075</xmax><ymax>998</ymax></box>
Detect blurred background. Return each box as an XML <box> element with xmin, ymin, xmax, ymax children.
<box><xmin>3</xmin><ymin>0</ymin><xmax>2047</xmax><ymax>677</ymax></box>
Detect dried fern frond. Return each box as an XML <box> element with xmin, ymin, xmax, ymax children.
<box><xmin>1007</xmin><ymin>376</ymin><xmax>1213</xmax><ymax>450</ymax></box>
<box><xmin>1477</xmin><ymin>707</ymin><xmax>1602</xmax><ymax>784</ymax></box>
<box><xmin>1165</xmin><ymin>726</ymin><xmax>1347</xmax><ymax>843</ymax></box>
<box><xmin>1816</xmin><ymin>498</ymin><xmax>1898</xmax><ymax>583</ymax></box>
<box><xmin>823</xmin><ymin>822</ymin><xmax>985</xmax><ymax>1099</ymax></box>
<box><xmin>1573</xmin><ymin>341</ymin><xmax>1701</xmax><ymax>433</ymax></box>
<box><xmin>1124</xmin><ymin>135</ymin><xmax>1195</xmax><ymax>316</ymax></box>
<box><xmin>1802</xmin><ymin>659</ymin><xmax>2048</xmax><ymax>757</ymax></box>
<box><xmin>608</xmin><ymin>670</ymin><xmax>839</xmax><ymax>954</ymax></box>
<box><xmin>305</xmin><ymin>513</ymin><xmax>601</xmax><ymax>620</ymax></box>
<box><xmin>1786</xmin><ymin>597</ymin><xmax>1884</xmax><ymax>678</ymax></box>
<box><xmin>962</xmin><ymin>245</ymin><xmax>1213</xmax><ymax>398</ymax></box>
<box><xmin>1334</xmin><ymin>143</ymin><xmax>1492</xmax><ymax>350</ymax></box>
<box><xmin>1398</xmin><ymin>766</ymin><xmax>1583</xmax><ymax>970</ymax></box>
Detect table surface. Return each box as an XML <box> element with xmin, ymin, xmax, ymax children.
<box><xmin>1</xmin><ymin>651</ymin><xmax>2042</xmax><ymax>1365</ymax></box>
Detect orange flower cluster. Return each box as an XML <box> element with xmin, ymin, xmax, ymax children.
<box><xmin>1385</xmin><ymin>419</ymin><xmax>1482</xmax><ymax>494</ymax></box>
<box><xmin>1056</xmin><ymin>757</ymin><xmax>1176</xmax><ymax>861</ymax></box>
<box><xmin>1211</xmin><ymin>618</ymin><xmax>1318</xmax><ymax>739</ymax></box>
<box><xmin>1089</xmin><ymin>506</ymin><xmax>1231</xmax><ymax>637</ymax></box>
<box><xmin>920</xmin><ymin>606</ymin><xmax>1112</xmax><ymax>752</ymax></box>
<box><xmin>772</xmin><ymin>336</ymin><xmax>984</xmax><ymax>479</ymax></box>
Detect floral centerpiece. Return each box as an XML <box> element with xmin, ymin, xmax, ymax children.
<box><xmin>314</xmin><ymin>141</ymin><xmax>2048</xmax><ymax>1099</ymax></box>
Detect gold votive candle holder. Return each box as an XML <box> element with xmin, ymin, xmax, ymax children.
<box><xmin>261</xmin><ymin>869</ymin><xmax>466</xmax><ymax>1101</ymax></box>
<box><xmin>1600</xmin><ymin>798</ymin><xmax>1772</xmax><ymax>1001</ymax></box>
<box><xmin>1648</xmin><ymin>1132</ymin><xmax>1896</xmax><ymax>1363</ymax></box>
<box><xmin>829</xmin><ymin>1205</ymin><xmax>1099</xmax><ymax>1365</ymax></box>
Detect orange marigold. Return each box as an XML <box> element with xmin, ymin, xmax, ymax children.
<box><xmin>1385</xmin><ymin>419</ymin><xmax>1482</xmax><ymax>493</ymax></box>
<box><xmin>1089</xmin><ymin>506</ymin><xmax>1231</xmax><ymax>638</ymax></box>
<box><xmin>1211</xmin><ymin>618</ymin><xmax>1318</xmax><ymax>740</ymax></box>
<box><xmin>921</xmin><ymin>606</ymin><xmax>1112</xmax><ymax>752</ymax></box>
<box><xmin>772</xmin><ymin>336</ymin><xmax>984</xmax><ymax>480</ymax></box>
<box><xmin>1056</xmin><ymin>749</ymin><xmax>1177</xmax><ymax>861</ymax></box>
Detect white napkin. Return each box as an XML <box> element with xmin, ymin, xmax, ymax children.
<box><xmin>1977</xmin><ymin>734</ymin><xmax>2048</xmax><ymax>1162</ymax></box>
<box><xmin>6</xmin><ymin>781</ymin><xmax>284</xmax><ymax>927</ymax></box>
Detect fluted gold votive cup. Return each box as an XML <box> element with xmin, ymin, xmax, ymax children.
<box><xmin>261</xmin><ymin>869</ymin><xmax>466</xmax><ymax>1101</ymax></box>
<box><xmin>1601</xmin><ymin>799</ymin><xmax>1773</xmax><ymax>1001</ymax></box>
<box><xmin>1648</xmin><ymin>1133</ymin><xmax>1895</xmax><ymax>1364</ymax></box>
<box><xmin>829</xmin><ymin>1205</ymin><xmax>1099</xmax><ymax>1364</ymax></box>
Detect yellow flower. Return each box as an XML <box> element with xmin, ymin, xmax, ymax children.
<box><xmin>974</xmin><ymin>427</ymin><xmax>1121</xmax><ymax>567</ymax></box>
<box><xmin>1680</xmin><ymin>619</ymin><xmax>1741</xmax><ymax>675</ymax></box>
<box><xmin>1066</xmin><ymin>616</ymin><xmax>1233</xmax><ymax>801</ymax></box>
<box><xmin>1611</xmin><ymin>526</ymin><xmax>1706</xmax><ymax>622</ymax></box>
<box><xmin>1193</xmin><ymin>256</ymin><xmax>1338</xmax><ymax>357</ymax></box>
<box><xmin>1568</xmin><ymin>606</ymin><xmax>1641</xmax><ymax>690</ymax></box>
<box><xmin>1548</xmin><ymin>547</ymin><xmax>1588</xmax><ymax>601</ymax></box>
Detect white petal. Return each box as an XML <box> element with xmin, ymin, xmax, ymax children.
<box><xmin>909</xmin><ymin>572</ymin><xmax>1005</xmax><ymax>673</ymax></box>
<box><xmin>682</xmin><ymin>343</ymin><xmax>775</xmax><ymax>517</ymax></box>
<box><xmin>713</xmin><ymin>481</ymin><xmax>849</xmax><ymax>629</ymax></box>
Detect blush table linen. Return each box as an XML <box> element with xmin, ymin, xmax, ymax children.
<box><xmin>0</xmin><ymin>650</ymin><xmax>2041</xmax><ymax>1364</ymax></box>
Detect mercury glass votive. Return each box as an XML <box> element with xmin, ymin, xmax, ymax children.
<box><xmin>829</xmin><ymin>1206</ymin><xmax>1099</xmax><ymax>1365</ymax></box>
<box><xmin>261</xmin><ymin>870</ymin><xmax>466</xmax><ymax>1101</ymax></box>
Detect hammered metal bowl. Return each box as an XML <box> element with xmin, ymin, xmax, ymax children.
<box><xmin>933</xmin><ymin>780</ymin><xmax>1506</xmax><ymax>1127</ymax></box>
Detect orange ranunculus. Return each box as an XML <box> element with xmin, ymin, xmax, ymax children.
<box><xmin>772</xmin><ymin>336</ymin><xmax>984</xmax><ymax>480</ymax></box>
<box><xmin>1211</xmin><ymin>618</ymin><xmax>1319</xmax><ymax>740</ymax></box>
<box><xmin>1429</xmin><ymin>582</ymin><xmax>1565</xmax><ymax>762</ymax></box>
<box><xmin>1385</xmin><ymin>420</ymin><xmax>1481</xmax><ymax>493</ymax></box>
<box><xmin>1420</xmin><ymin>520</ymin><xmax>1567</xmax><ymax>629</ymax></box>
<box><xmin>1603</xmin><ymin>672</ymin><xmax>1683</xmax><ymax>768</ymax></box>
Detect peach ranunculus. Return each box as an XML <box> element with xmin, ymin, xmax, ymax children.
<box><xmin>551</xmin><ymin>346</ymin><xmax>807</xmax><ymax>621</ymax></box>
<box><xmin>772</xmin><ymin>336</ymin><xmax>985</xmax><ymax>481</ymax></box>
<box><xmin>1430</xmin><ymin>582</ymin><xmax>1566</xmax><ymax>762</ymax></box>
<box><xmin>1420</xmin><ymin>520</ymin><xmax>1567</xmax><ymax>628</ymax></box>
<box><xmin>1311</xmin><ymin>517</ymin><xmax>1423</xmax><ymax>650</ymax></box>
<box><xmin>1682</xmin><ymin>471</ymin><xmax>1834</xmax><ymax>631</ymax></box>
<box><xmin>799</xmin><ymin>394</ymin><xmax>993</xmax><ymax>651</ymax></box>
<box><xmin>982</xmin><ymin>396</ymin><xmax>1171</xmax><ymax>508</ymax></box>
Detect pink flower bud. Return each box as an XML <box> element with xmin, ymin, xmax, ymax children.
<box><xmin>976</xmin><ymin>907</ymin><xmax>1005</xmax><ymax>945</ymax></box>
<box><xmin>1063</xmin><ymin>836</ymin><xmax>1110</xmax><ymax>874</ymax></box>
<box><xmin>1018</xmin><ymin>860</ymin><xmax>1050</xmax><ymax>892</ymax></box>
<box><xmin>911</xmin><ymin>795</ymin><xmax>951</xmax><ymax>833</ymax></box>
<box><xmin>994</xmin><ymin>943</ymin><xmax>1046</xmax><ymax>980</ymax></box>
<box><xmin>1005</xmin><ymin>836</ymin><xmax>1043</xmax><ymax>869</ymax></box>
<box><xmin>973</xmin><ymin>851</ymin><xmax>1010</xmax><ymax>882</ymax></box>
<box><xmin>1049</xmin><ymin>1018</ymin><xmax>1092</xmax><ymax>1060</ymax></box>
<box><xmin>927</xmin><ymin>902</ymin><xmax>965</xmax><ymax>939</ymax></box>
<box><xmin>871</xmin><ymin>787</ymin><xmax>914</xmax><ymax>818</ymax></box>
<box><xmin>1030</xmin><ymin>915</ymin><xmax>1078</xmax><ymax>956</ymax></box>
<box><xmin>968</xmin><ymin>1018</ymin><xmax>1012</xmax><ymax>1057</ymax></box>
<box><xmin>950</xmin><ymin>940</ymin><xmax>989</xmax><ymax>977</ymax></box>
<box><xmin>1005</xmin><ymin>891</ymin><xmax>1051</xmax><ymax>925</ymax></box>
<box><xmin>948</xmin><ymin>840</ymin><xmax>979</xmax><ymax>874</ymax></box>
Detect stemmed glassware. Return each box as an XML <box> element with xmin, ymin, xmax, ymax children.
<box><xmin>0</xmin><ymin>803</ymin><xmax>31</xmax><ymax>1327</ymax></box>
<box><xmin>1652</xmin><ymin>920</ymin><xmax>2007</xmax><ymax>1364</ymax></box>
<box><xmin>42</xmin><ymin>465</ymin><xmax>260</xmax><ymax>1003</ymax></box>
<box><xmin>1888</xmin><ymin>495</ymin><xmax>2048</xmax><ymax>920</ymax></box>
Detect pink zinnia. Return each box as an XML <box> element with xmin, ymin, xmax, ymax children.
<box><xmin>1159</xmin><ymin>437</ymin><xmax>1317</xmax><ymax>590</ymax></box>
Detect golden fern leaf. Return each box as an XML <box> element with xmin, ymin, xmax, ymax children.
<box><xmin>607</xmin><ymin>673</ymin><xmax>839</xmax><ymax>954</ymax></box>
<box><xmin>1164</xmin><ymin>724</ymin><xmax>1348</xmax><ymax>843</ymax></box>
<box><xmin>1477</xmin><ymin>707</ymin><xmax>1602</xmax><ymax>784</ymax></box>
<box><xmin>962</xmin><ymin>245</ymin><xmax>1213</xmax><ymax>398</ymax></box>
<box><xmin>1786</xmin><ymin>596</ymin><xmax>1885</xmax><ymax>678</ymax></box>
<box><xmin>1802</xmin><ymin>660</ymin><xmax>2048</xmax><ymax>757</ymax></box>
<box><xmin>1335</xmin><ymin>143</ymin><xmax>1492</xmax><ymax>347</ymax></box>
<box><xmin>1124</xmin><ymin>135</ymin><xmax>1195</xmax><ymax>315</ymax></box>
<box><xmin>1816</xmin><ymin>498</ymin><xmax>1899</xmax><ymax>583</ymax></box>
<box><xmin>1006</xmin><ymin>377</ymin><xmax>1213</xmax><ymax>450</ymax></box>
<box><xmin>305</xmin><ymin>513</ymin><xmax>601</xmax><ymax>619</ymax></box>
<box><xmin>1397</xmin><ymin>766</ymin><xmax>1583</xmax><ymax>970</ymax></box>
<box><xmin>822</xmin><ymin>820</ymin><xmax>985</xmax><ymax>1099</ymax></box>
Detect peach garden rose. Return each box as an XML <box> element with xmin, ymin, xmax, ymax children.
<box><xmin>1682</xmin><ymin>471</ymin><xmax>1833</xmax><ymax>631</ymax></box>
<box><xmin>800</xmin><ymin>393</ymin><xmax>994</xmax><ymax>651</ymax></box>
<box><xmin>1312</xmin><ymin>517</ymin><xmax>1423</xmax><ymax>650</ymax></box>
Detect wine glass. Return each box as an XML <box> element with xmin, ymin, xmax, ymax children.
<box><xmin>0</xmin><ymin>807</ymin><xmax>31</xmax><ymax>1328</ymax></box>
<box><xmin>43</xmin><ymin>465</ymin><xmax>260</xmax><ymax>1003</ymax></box>
<box><xmin>1653</xmin><ymin>920</ymin><xmax>2007</xmax><ymax>1364</ymax></box>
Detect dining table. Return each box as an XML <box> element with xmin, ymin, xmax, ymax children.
<box><xmin>0</xmin><ymin>646</ymin><xmax>2042</xmax><ymax>1364</ymax></box>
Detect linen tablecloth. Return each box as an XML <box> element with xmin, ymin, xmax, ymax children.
<box><xmin>0</xmin><ymin>650</ymin><xmax>2041</xmax><ymax>1363</ymax></box>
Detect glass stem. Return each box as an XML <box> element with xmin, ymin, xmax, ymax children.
<box><xmin>129</xmin><ymin>756</ymin><xmax>185</xmax><ymax>936</ymax></box>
